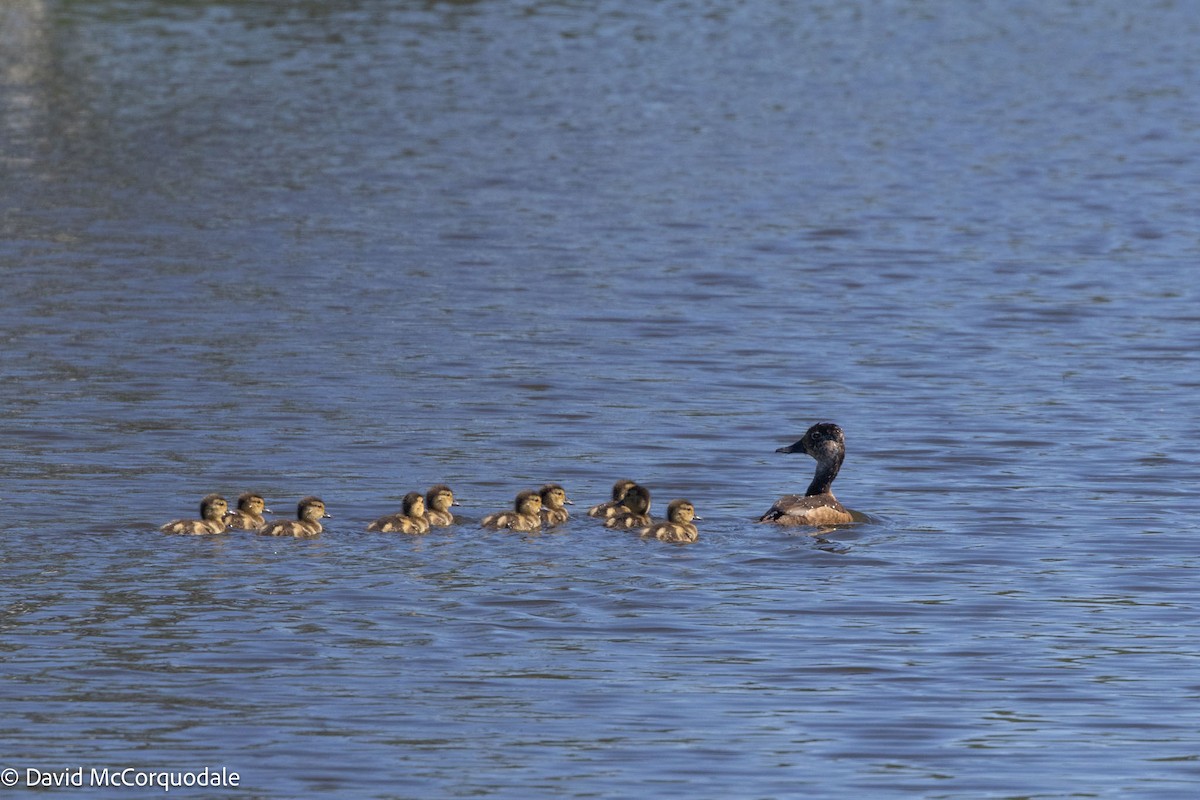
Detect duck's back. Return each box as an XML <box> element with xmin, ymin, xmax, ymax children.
<box><xmin>542</xmin><ymin>507</ymin><xmax>570</xmax><ymax>525</ymax></box>
<box><xmin>224</xmin><ymin>511</ymin><xmax>265</xmax><ymax>530</ymax></box>
<box><xmin>482</xmin><ymin>511</ymin><xmax>541</xmax><ymax>531</ymax></box>
<box><xmin>758</xmin><ymin>493</ymin><xmax>852</xmax><ymax>526</ymax></box>
<box><xmin>642</xmin><ymin>521</ymin><xmax>698</xmax><ymax>543</ymax></box>
<box><xmin>587</xmin><ymin>500</ymin><xmax>623</xmax><ymax>518</ymax></box>
<box><xmin>161</xmin><ymin>519</ymin><xmax>226</xmax><ymax>535</ymax></box>
<box><xmin>259</xmin><ymin>520</ymin><xmax>322</xmax><ymax>537</ymax></box>
<box><xmin>367</xmin><ymin>514</ymin><xmax>424</xmax><ymax>534</ymax></box>
<box><xmin>604</xmin><ymin>511</ymin><xmax>651</xmax><ymax>529</ymax></box>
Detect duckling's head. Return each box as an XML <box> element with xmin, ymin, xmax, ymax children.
<box><xmin>401</xmin><ymin>491</ymin><xmax>426</xmax><ymax>517</ymax></box>
<box><xmin>200</xmin><ymin>494</ymin><xmax>229</xmax><ymax>521</ymax></box>
<box><xmin>620</xmin><ymin>484</ymin><xmax>651</xmax><ymax>515</ymax></box>
<box><xmin>426</xmin><ymin>485</ymin><xmax>457</xmax><ymax>512</ymax></box>
<box><xmin>777</xmin><ymin>422</ymin><xmax>845</xmax><ymax>463</ymax></box>
<box><xmin>236</xmin><ymin>493</ymin><xmax>269</xmax><ymax>516</ymax></box>
<box><xmin>665</xmin><ymin>499</ymin><xmax>698</xmax><ymax>524</ymax></box>
<box><xmin>610</xmin><ymin>479</ymin><xmax>637</xmax><ymax>502</ymax></box>
<box><xmin>515</xmin><ymin>490</ymin><xmax>542</xmax><ymax>515</ymax></box>
<box><xmin>539</xmin><ymin>483</ymin><xmax>571</xmax><ymax>509</ymax></box>
<box><xmin>297</xmin><ymin>496</ymin><xmax>330</xmax><ymax>521</ymax></box>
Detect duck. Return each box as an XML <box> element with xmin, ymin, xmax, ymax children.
<box><xmin>603</xmin><ymin>483</ymin><xmax>652</xmax><ymax>529</ymax></box>
<box><xmin>758</xmin><ymin>422</ymin><xmax>855</xmax><ymax>526</ymax></box>
<box><xmin>258</xmin><ymin>496</ymin><xmax>330</xmax><ymax>537</ymax></box>
<box><xmin>640</xmin><ymin>499</ymin><xmax>700</xmax><ymax>544</ymax></box>
<box><xmin>481</xmin><ymin>490</ymin><xmax>543</xmax><ymax>532</ymax></box>
<box><xmin>539</xmin><ymin>483</ymin><xmax>573</xmax><ymax>525</ymax></box>
<box><xmin>588</xmin><ymin>478</ymin><xmax>638</xmax><ymax>518</ymax></box>
<box><xmin>366</xmin><ymin>492</ymin><xmax>432</xmax><ymax>534</ymax></box>
<box><xmin>424</xmin><ymin>485</ymin><xmax>460</xmax><ymax>527</ymax></box>
<box><xmin>160</xmin><ymin>494</ymin><xmax>230</xmax><ymax>535</ymax></box>
<box><xmin>224</xmin><ymin>492</ymin><xmax>271</xmax><ymax>530</ymax></box>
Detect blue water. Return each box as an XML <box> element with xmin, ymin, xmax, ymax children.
<box><xmin>3</xmin><ymin>1</ymin><xmax>1200</xmax><ymax>797</ymax></box>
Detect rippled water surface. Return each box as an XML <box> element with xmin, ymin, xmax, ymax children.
<box><xmin>3</xmin><ymin>1</ymin><xmax>1200</xmax><ymax>797</ymax></box>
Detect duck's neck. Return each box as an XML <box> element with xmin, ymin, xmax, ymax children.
<box><xmin>805</xmin><ymin>454</ymin><xmax>842</xmax><ymax>496</ymax></box>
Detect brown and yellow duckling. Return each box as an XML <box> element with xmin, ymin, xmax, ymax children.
<box><xmin>758</xmin><ymin>422</ymin><xmax>856</xmax><ymax>527</ymax></box>
<box><xmin>641</xmin><ymin>499</ymin><xmax>700</xmax><ymax>544</ymax></box>
<box><xmin>224</xmin><ymin>492</ymin><xmax>271</xmax><ymax>530</ymax></box>
<box><xmin>588</xmin><ymin>478</ymin><xmax>638</xmax><ymax>518</ymax></box>
<box><xmin>160</xmin><ymin>494</ymin><xmax>230</xmax><ymax>535</ymax></box>
<box><xmin>481</xmin><ymin>490</ymin><xmax>543</xmax><ymax>532</ymax></box>
<box><xmin>424</xmin><ymin>485</ymin><xmax>460</xmax><ymax>527</ymax></box>
<box><xmin>258</xmin><ymin>496</ymin><xmax>330</xmax><ymax>537</ymax></box>
<box><xmin>539</xmin><ymin>483</ymin><xmax>573</xmax><ymax>526</ymax></box>
<box><xmin>366</xmin><ymin>492</ymin><xmax>431</xmax><ymax>534</ymax></box>
<box><xmin>603</xmin><ymin>483</ymin><xmax>652</xmax><ymax>529</ymax></box>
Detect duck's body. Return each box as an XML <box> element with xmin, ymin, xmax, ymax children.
<box><xmin>603</xmin><ymin>484</ymin><xmax>652</xmax><ymax>529</ymax></box>
<box><xmin>588</xmin><ymin>479</ymin><xmax>637</xmax><ymax>518</ymax></box>
<box><xmin>758</xmin><ymin>422</ymin><xmax>855</xmax><ymax>527</ymax></box>
<box><xmin>481</xmin><ymin>490</ymin><xmax>543</xmax><ymax>532</ymax></box>
<box><xmin>161</xmin><ymin>494</ymin><xmax>230</xmax><ymax>535</ymax></box>
<box><xmin>259</xmin><ymin>496</ymin><xmax>330</xmax><ymax>537</ymax></box>
<box><xmin>367</xmin><ymin>492</ymin><xmax>431</xmax><ymax>534</ymax></box>
<box><xmin>539</xmin><ymin>483</ymin><xmax>573</xmax><ymax>525</ymax></box>
<box><xmin>641</xmin><ymin>499</ymin><xmax>700</xmax><ymax>543</ymax></box>
<box><xmin>224</xmin><ymin>492</ymin><xmax>271</xmax><ymax>530</ymax></box>
<box><xmin>424</xmin><ymin>485</ymin><xmax>460</xmax><ymax>527</ymax></box>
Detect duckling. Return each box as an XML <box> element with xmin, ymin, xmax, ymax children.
<box><xmin>424</xmin><ymin>484</ymin><xmax>460</xmax><ymax>527</ymax></box>
<box><xmin>224</xmin><ymin>492</ymin><xmax>271</xmax><ymax>530</ymax></box>
<box><xmin>641</xmin><ymin>499</ymin><xmax>701</xmax><ymax>543</ymax></box>
<box><xmin>258</xmin><ymin>496</ymin><xmax>330</xmax><ymax>537</ymax></box>
<box><xmin>160</xmin><ymin>494</ymin><xmax>230</xmax><ymax>535</ymax></box>
<box><xmin>588</xmin><ymin>478</ymin><xmax>638</xmax><ymax>518</ymax></box>
<box><xmin>539</xmin><ymin>483</ymin><xmax>573</xmax><ymax>525</ymax></box>
<box><xmin>481</xmin><ymin>490</ymin><xmax>543</xmax><ymax>532</ymax></box>
<box><xmin>758</xmin><ymin>422</ymin><xmax>855</xmax><ymax>527</ymax></box>
<box><xmin>366</xmin><ymin>492</ymin><xmax>431</xmax><ymax>534</ymax></box>
<box><xmin>603</xmin><ymin>484</ymin><xmax>652</xmax><ymax>529</ymax></box>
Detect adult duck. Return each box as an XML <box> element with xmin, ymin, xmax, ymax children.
<box><xmin>758</xmin><ymin>422</ymin><xmax>855</xmax><ymax>527</ymax></box>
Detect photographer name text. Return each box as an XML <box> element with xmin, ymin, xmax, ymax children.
<box><xmin>3</xmin><ymin>766</ymin><xmax>239</xmax><ymax>792</ymax></box>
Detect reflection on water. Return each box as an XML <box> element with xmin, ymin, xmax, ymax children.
<box><xmin>3</xmin><ymin>1</ymin><xmax>1200</xmax><ymax>797</ymax></box>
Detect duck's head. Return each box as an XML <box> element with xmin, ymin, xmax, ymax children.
<box><xmin>665</xmin><ymin>499</ymin><xmax>699</xmax><ymax>524</ymax></box>
<box><xmin>200</xmin><ymin>494</ymin><xmax>229</xmax><ymax>521</ymax></box>
<box><xmin>515</xmin><ymin>490</ymin><xmax>543</xmax><ymax>516</ymax></box>
<box><xmin>297</xmin><ymin>496</ymin><xmax>330</xmax><ymax>522</ymax></box>
<box><xmin>620</xmin><ymin>484</ymin><xmax>651</xmax><ymax>515</ymax></box>
<box><xmin>539</xmin><ymin>483</ymin><xmax>572</xmax><ymax>510</ymax></box>
<box><xmin>426</xmin><ymin>485</ymin><xmax>458</xmax><ymax>512</ymax></box>
<box><xmin>237</xmin><ymin>493</ymin><xmax>270</xmax><ymax>516</ymax></box>
<box><xmin>610</xmin><ymin>479</ymin><xmax>637</xmax><ymax>502</ymax></box>
<box><xmin>401</xmin><ymin>492</ymin><xmax>426</xmax><ymax>517</ymax></box>
<box><xmin>777</xmin><ymin>422</ymin><xmax>845</xmax><ymax>463</ymax></box>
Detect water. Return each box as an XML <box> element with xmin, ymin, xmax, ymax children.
<box><xmin>3</xmin><ymin>1</ymin><xmax>1199</xmax><ymax>797</ymax></box>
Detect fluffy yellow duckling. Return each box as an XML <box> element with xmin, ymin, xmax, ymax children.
<box><xmin>641</xmin><ymin>499</ymin><xmax>701</xmax><ymax>543</ymax></box>
<box><xmin>758</xmin><ymin>422</ymin><xmax>856</xmax><ymax>527</ymax></box>
<box><xmin>258</xmin><ymin>496</ymin><xmax>330</xmax><ymax>537</ymax></box>
<box><xmin>366</xmin><ymin>492</ymin><xmax>431</xmax><ymax>534</ymax></box>
<box><xmin>224</xmin><ymin>492</ymin><xmax>271</xmax><ymax>530</ymax></box>
<box><xmin>481</xmin><ymin>490</ymin><xmax>543</xmax><ymax>532</ymax></box>
<box><xmin>160</xmin><ymin>494</ymin><xmax>230</xmax><ymax>535</ymax></box>
<box><xmin>424</xmin><ymin>485</ymin><xmax>460</xmax><ymax>527</ymax></box>
<box><xmin>539</xmin><ymin>483</ymin><xmax>573</xmax><ymax>525</ymax></box>
<box><xmin>603</xmin><ymin>484</ymin><xmax>652</xmax><ymax>529</ymax></box>
<box><xmin>588</xmin><ymin>478</ymin><xmax>637</xmax><ymax>518</ymax></box>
